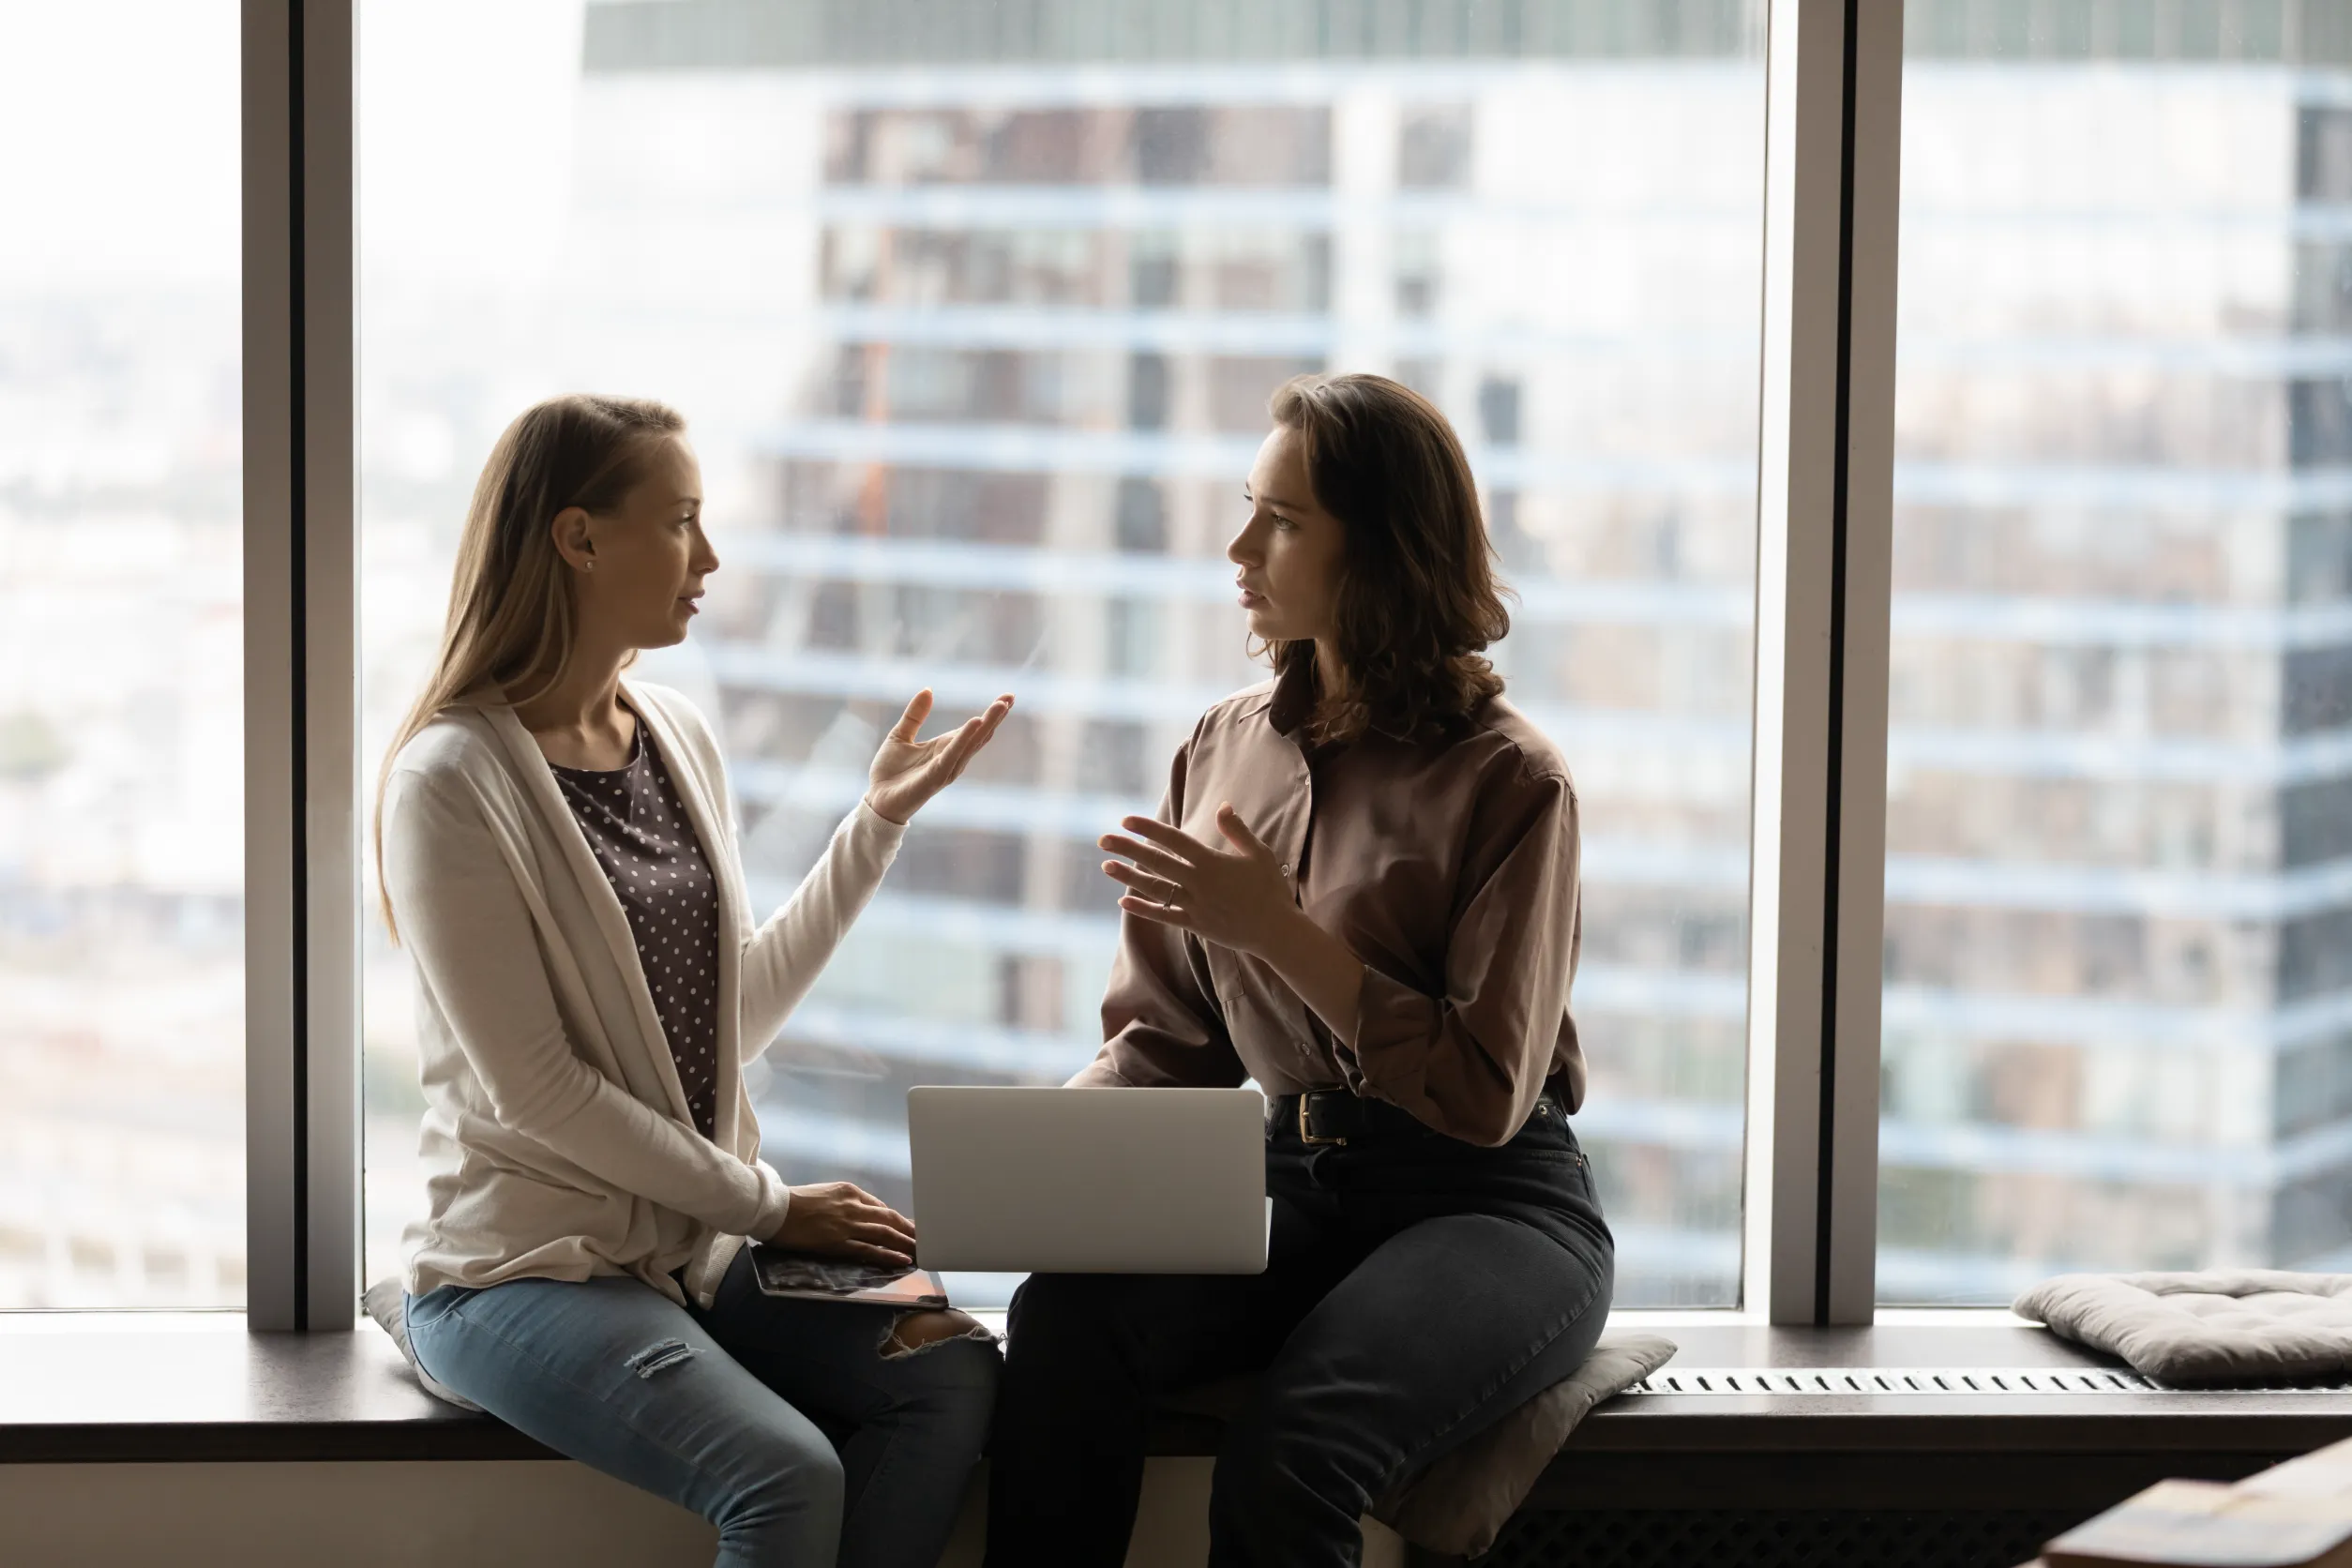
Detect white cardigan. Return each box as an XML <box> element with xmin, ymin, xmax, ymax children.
<box><xmin>382</xmin><ymin>678</ymin><xmax>904</xmax><ymax>1308</ymax></box>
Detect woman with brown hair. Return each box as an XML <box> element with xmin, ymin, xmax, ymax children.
<box><xmin>378</xmin><ymin>394</ymin><xmax>1009</xmax><ymax>1568</ymax></box>
<box><xmin>985</xmin><ymin>373</ymin><xmax>1613</xmax><ymax>1567</ymax></box>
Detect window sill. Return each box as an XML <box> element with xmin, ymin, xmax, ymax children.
<box><xmin>0</xmin><ymin>1313</ymin><xmax>535</xmax><ymax>1463</ymax></box>
<box><xmin>1</xmin><ymin>1312</ymin><xmax>2346</xmax><ymax>1509</ymax></box>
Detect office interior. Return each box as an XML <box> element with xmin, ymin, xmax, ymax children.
<box><xmin>5</xmin><ymin>1</ymin><xmax>2351</xmax><ymax>1564</ymax></box>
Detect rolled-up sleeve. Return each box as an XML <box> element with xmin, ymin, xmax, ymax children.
<box><xmin>1071</xmin><ymin>733</ymin><xmax>1247</xmax><ymax>1091</ymax></box>
<box><xmin>1345</xmin><ymin>766</ymin><xmax>1582</xmax><ymax>1145</ymax></box>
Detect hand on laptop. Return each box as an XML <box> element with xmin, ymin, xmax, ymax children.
<box><xmin>767</xmin><ymin>1181</ymin><xmax>920</xmax><ymax>1269</ymax></box>
<box><xmin>864</xmin><ymin>688</ymin><xmax>1015</xmax><ymax>825</ymax></box>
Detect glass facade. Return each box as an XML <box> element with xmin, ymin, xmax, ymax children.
<box><xmin>0</xmin><ymin>1</ymin><xmax>245</xmax><ymax>1307</ymax></box>
<box><xmin>1879</xmin><ymin>0</ymin><xmax>2352</xmax><ymax>1301</ymax></box>
<box><xmin>15</xmin><ymin>0</ymin><xmax>2344</xmax><ymax>1319</ymax></box>
<box><xmin>358</xmin><ymin>0</ymin><xmax>1767</xmax><ymax>1307</ymax></box>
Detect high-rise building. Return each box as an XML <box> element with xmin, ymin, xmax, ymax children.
<box><xmin>529</xmin><ymin>0</ymin><xmax>1769</xmax><ymax>1316</ymax></box>
<box><xmin>8</xmin><ymin>0</ymin><xmax>2350</xmax><ymax>1316</ymax></box>
<box><xmin>343</xmin><ymin>0</ymin><xmax>2352</xmax><ymax>1310</ymax></box>
<box><xmin>555</xmin><ymin>0</ymin><xmax>1770</xmax><ymax>1306</ymax></box>
<box><xmin>1880</xmin><ymin>8</ymin><xmax>2352</xmax><ymax>1299</ymax></box>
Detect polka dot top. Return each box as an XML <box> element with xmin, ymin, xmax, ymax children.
<box><xmin>550</xmin><ymin>721</ymin><xmax>723</xmax><ymax>1140</ymax></box>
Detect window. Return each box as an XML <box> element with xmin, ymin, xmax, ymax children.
<box><xmin>358</xmin><ymin>0</ymin><xmax>1771</xmax><ymax>1308</ymax></box>
<box><xmin>1878</xmin><ymin>1</ymin><xmax>2352</xmax><ymax>1301</ymax></box>
<box><xmin>0</xmin><ymin>1</ymin><xmax>244</xmax><ymax>1307</ymax></box>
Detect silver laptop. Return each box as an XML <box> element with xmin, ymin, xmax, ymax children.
<box><xmin>908</xmin><ymin>1086</ymin><xmax>1268</xmax><ymax>1274</ymax></box>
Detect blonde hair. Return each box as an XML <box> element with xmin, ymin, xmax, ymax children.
<box><xmin>373</xmin><ymin>393</ymin><xmax>686</xmax><ymax>939</ymax></box>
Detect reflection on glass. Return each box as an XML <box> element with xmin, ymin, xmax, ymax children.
<box><xmin>360</xmin><ymin>0</ymin><xmax>1765</xmax><ymax>1307</ymax></box>
<box><xmin>0</xmin><ymin>2</ymin><xmax>243</xmax><ymax>1307</ymax></box>
<box><xmin>1881</xmin><ymin>1</ymin><xmax>2352</xmax><ymax>1301</ymax></box>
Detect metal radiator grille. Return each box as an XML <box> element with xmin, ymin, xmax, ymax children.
<box><xmin>1469</xmin><ymin>1508</ymin><xmax>2088</xmax><ymax>1568</ymax></box>
<box><xmin>1624</xmin><ymin>1365</ymin><xmax>2153</xmax><ymax>1395</ymax></box>
<box><xmin>1623</xmin><ymin>1365</ymin><xmax>2352</xmax><ymax>1395</ymax></box>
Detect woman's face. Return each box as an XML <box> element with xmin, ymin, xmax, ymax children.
<box><xmin>560</xmin><ymin>435</ymin><xmax>718</xmax><ymax>652</ymax></box>
<box><xmin>1228</xmin><ymin>422</ymin><xmax>1345</xmax><ymax>645</ymax></box>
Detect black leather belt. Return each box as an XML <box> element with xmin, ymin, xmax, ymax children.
<box><xmin>1269</xmin><ymin>1088</ymin><xmax>1564</xmax><ymax>1147</ymax></box>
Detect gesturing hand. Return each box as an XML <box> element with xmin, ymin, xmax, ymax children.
<box><xmin>1099</xmin><ymin>804</ymin><xmax>1299</xmax><ymax>957</ymax></box>
<box><xmin>766</xmin><ymin>1181</ymin><xmax>919</xmax><ymax>1268</ymax></box>
<box><xmin>864</xmin><ymin>688</ymin><xmax>1013</xmax><ymax>825</ymax></box>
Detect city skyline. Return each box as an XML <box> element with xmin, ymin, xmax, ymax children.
<box><xmin>5</xmin><ymin>0</ymin><xmax>2348</xmax><ymax>1309</ymax></box>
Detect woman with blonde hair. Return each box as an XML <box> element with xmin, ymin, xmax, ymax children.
<box><xmin>380</xmin><ymin>394</ymin><xmax>1009</xmax><ymax>1568</ymax></box>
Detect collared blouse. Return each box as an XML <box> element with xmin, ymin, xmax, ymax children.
<box><xmin>1075</xmin><ymin>659</ymin><xmax>1587</xmax><ymax>1147</ymax></box>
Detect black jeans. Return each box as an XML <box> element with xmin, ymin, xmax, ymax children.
<box><xmin>984</xmin><ymin>1097</ymin><xmax>1614</xmax><ymax>1568</ymax></box>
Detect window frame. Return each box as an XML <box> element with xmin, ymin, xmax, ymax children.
<box><xmin>243</xmin><ymin>0</ymin><xmax>360</xmax><ymax>1331</ymax></box>
<box><xmin>1742</xmin><ymin>0</ymin><xmax>1901</xmax><ymax>1327</ymax></box>
<box><xmin>234</xmin><ymin>0</ymin><xmax>1904</xmax><ymax>1331</ymax></box>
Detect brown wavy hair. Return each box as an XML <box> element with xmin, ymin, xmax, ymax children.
<box><xmin>373</xmin><ymin>393</ymin><xmax>686</xmax><ymax>939</ymax></box>
<box><xmin>1265</xmin><ymin>373</ymin><xmax>1510</xmax><ymax>743</ymax></box>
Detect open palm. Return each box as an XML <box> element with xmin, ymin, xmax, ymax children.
<box><xmin>864</xmin><ymin>688</ymin><xmax>1014</xmax><ymax>825</ymax></box>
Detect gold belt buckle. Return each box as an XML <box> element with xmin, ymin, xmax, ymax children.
<box><xmin>1299</xmin><ymin>1094</ymin><xmax>1349</xmax><ymax>1147</ymax></box>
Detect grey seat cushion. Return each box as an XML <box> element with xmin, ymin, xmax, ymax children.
<box><xmin>1160</xmin><ymin>1331</ymin><xmax>1677</xmax><ymax>1559</ymax></box>
<box><xmin>2013</xmin><ymin>1271</ymin><xmax>2352</xmax><ymax>1387</ymax></box>
<box><xmin>363</xmin><ymin>1274</ymin><xmax>485</xmax><ymax>1412</ymax></box>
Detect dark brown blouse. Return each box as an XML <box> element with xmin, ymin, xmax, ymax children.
<box><xmin>1074</xmin><ymin>658</ymin><xmax>1587</xmax><ymax>1147</ymax></box>
<box><xmin>550</xmin><ymin>720</ymin><xmax>724</xmax><ymax>1140</ymax></box>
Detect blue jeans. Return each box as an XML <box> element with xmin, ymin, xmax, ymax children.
<box><xmin>406</xmin><ymin>1247</ymin><xmax>997</xmax><ymax>1568</ymax></box>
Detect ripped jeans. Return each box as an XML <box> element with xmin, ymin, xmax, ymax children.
<box><xmin>405</xmin><ymin>1247</ymin><xmax>997</xmax><ymax>1568</ymax></box>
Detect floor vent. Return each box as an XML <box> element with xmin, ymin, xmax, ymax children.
<box><xmin>1626</xmin><ymin>1365</ymin><xmax>2155</xmax><ymax>1395</ymax></box>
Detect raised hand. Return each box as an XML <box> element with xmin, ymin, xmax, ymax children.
<box><xmin>767</xmin><ymin>1181</ymin><xmax>920</xmax><ymax>1268</ymax></box>
<box><xmin>864</xmin><ymin>688</ymin><xmax>1013</xmax><ymax>825</ymax></box>
<box><xmin>1098</xmin><ymin>803</ymin><xmax>1299</xmax><ymax>957</ymax></box>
